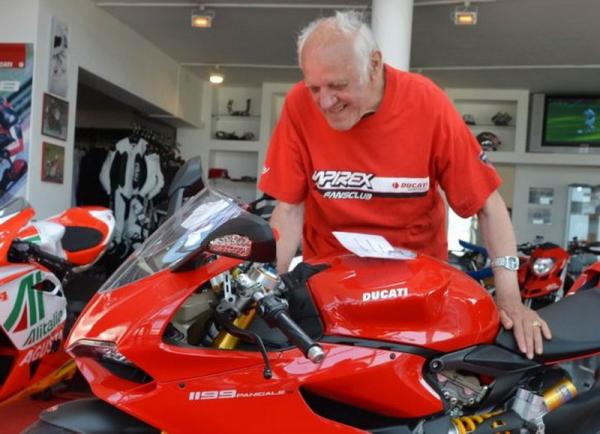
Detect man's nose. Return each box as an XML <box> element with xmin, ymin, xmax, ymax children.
<box><xmin>319</xmin><ymin>89</ymin><xmax>337</xmax><ymax>110</ymax></box>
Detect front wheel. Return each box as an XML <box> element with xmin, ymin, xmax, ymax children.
<box><xmin>23</xmin><ymin>420</ymin><xmax>73</xmax><ymax>434</ymax></box>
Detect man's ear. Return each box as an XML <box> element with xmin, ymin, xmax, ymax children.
<box><xmin>370</xmin><ymin>50</ymin><xmax>383</xmax><ymax>79</ymax></box>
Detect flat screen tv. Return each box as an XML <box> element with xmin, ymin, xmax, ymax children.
<box><xmin>543</xmin><ymin>95</ymin><xmax>600</xmax><ymax>148</ymax></box>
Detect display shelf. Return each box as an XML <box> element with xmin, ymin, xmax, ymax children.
<box><xmin>210</xmin><ymin>86</ymin><xmax>262</xmax><ymax>141</ymax></box>
<box><xmin>488</xmin><ymin>151</ymin><xmax>600</xmax><ymax>166</ymax></box>
<box><xmin>446</xmin><ymin>88</ymin><xmax>529</xmax><ymax>154</ymax></box>
<box><xmin>212</xmin><ymin>114</ymin><xmax>261</xmax><ymax>120</ymax></box>
<box><xmin>208</xmin><ymin>139</ymin><xmax>263</xmax><ymax>152</ymax></box>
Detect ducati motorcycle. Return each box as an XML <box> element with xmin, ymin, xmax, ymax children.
<box><xmin>0</xmin><ymin>197</ymin><xmax>114</xmax><ymax>404</ymax></box>
<box><xmin>27</xmin><ymin>188</ymin><xmax>600</xmax><ymax>434</ymax></box>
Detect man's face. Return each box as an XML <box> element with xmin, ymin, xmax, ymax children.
<box><xmin>301</xmin><ymin>41</ymin><xmax>372</xmax><ymax>131</ymax></box>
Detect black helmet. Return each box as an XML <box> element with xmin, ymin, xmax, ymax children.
<box><xmin>476</xmin><ymin>131</ymin><xmax>501</xmax><ymax>151</ymax></box>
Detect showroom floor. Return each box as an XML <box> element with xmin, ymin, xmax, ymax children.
<box><xmin>0</xmin><ymin>394</ymin><xmax>73</xmax><ymax>433</ymax></box>
<box><xmin>0</xmin><ymin>375</ymin><xmax>90</xmax><ymax>433</ymax></box>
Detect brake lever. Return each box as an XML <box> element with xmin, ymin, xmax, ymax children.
<box><xmin>214</xmin><ymin>305</ymin><xmax>273</xmax><ymax>380</ymax></box>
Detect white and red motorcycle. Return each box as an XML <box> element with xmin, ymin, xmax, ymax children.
<box><xmin>0</xmin><ymin>197</ymin><xmax>114</xmax><ymax>405</ymax></box>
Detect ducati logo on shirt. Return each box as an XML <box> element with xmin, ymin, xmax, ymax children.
<box><xmin>312</xmin><ymin>170</ymin><xmax>430</xmax><ymax>200</ymax></box>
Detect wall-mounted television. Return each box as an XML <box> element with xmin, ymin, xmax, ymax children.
<box><xmin>529</xmin><ymin>94</ymin><xmax>600</xmax><ymax>154</ymax></box>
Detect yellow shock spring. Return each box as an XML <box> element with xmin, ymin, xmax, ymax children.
<box><xmin>452</xmin><ymin>411</ymin><xmax>511</xmax><ymax>434</ymax></box>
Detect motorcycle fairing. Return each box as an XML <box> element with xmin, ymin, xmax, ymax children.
<box><xmin>0</xmin><ymin>200</ymin><xmax>34</xmax><ymax>262</ymax></box>
<box><xmin>0</xmin><ymin>267</ymin><xmax>65</xmax><ymax>350</ymax></box>
<box><xmin>0</xmin><ymin>266</ymin><xmax>69</xmax><ymax>402</ymax></box>
<box><xmin>16</xmin><ymin>206</ymin><xmax>114</xmax><ymax>267</ymax></box>
<box><xmin>48</xmin><ymin>207</ymin><xmax>114</xmax><ymax>267</ymax></box>
<box><xmin>307</xmin><ymin>254</ymin><xmax>499</xmax><ymax>352</ymax></box>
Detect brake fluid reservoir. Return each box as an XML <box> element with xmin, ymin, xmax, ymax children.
<box><xmin>247</xmin><ymin>265</ymin><xmax>279</xmax><ymax>292</ymax></box>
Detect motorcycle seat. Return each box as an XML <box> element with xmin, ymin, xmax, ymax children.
<box><xmin>61</xmin><ymin>226</ymin><xmax>104</xmax><ymax>252</ymax></box>
<box><xmin>495</xmin><ymin>287</ymin><xmax>600</xmax><ymax>362</ymax></box>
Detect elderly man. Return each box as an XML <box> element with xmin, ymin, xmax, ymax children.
<box><xmin>258</xmin><ymin>11</ymin><xmax>550</xmax><ymax>359</ymax></box>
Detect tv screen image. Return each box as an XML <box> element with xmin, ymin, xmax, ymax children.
<box><xmin>544</xmin><ymin>97</ymin><xmax>600</xmax><ymax>146</ymax></box>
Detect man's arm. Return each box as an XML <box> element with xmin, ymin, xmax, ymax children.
<box><xmin>478</xmin><ymin>190</ymin><xmax>552</xmax><ymax>359</ymax></box>
<box><xmin>270</xmin><ymin>201</ymin><xmax>304</xmax><ymax>274</ymax></box>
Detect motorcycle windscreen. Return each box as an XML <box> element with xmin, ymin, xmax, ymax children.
<box><xmin>99</xmin><ymin>188</ymin><xmax>246</xmax><ymax>293</ymax></box>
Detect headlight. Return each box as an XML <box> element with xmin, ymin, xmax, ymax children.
<box><xmin>532</xmin><ymin>258</ymin><xmax>555</xmax><ymax>276</ymax></box>
<box><xmin>67</xmin><ymin>339</ymin><xmax>132</xmax><ymax>365</ymax></box>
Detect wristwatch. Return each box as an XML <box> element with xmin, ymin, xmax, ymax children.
<box><xmin>491</xmin><ymin>256</ymin><xmax>520</xmax><ymax>271</ymax></box>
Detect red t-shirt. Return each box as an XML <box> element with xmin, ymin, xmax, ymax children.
<box><xmin>259</xmin><ymin>65</ymin><xmax>501</xmax><ymax>261</ymax></box>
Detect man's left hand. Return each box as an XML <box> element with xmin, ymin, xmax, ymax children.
<box><xmin>496</xmin><ymin>293</ymin><xmax>552</xmax><ymax>359</ymax></box>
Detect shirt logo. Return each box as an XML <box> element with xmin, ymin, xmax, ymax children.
<box><xmin>312</xmin><ymin>170</ymin><xmax>430</xmax><ymax>200</ymax></box>
<box><xmin>261</xmin><ymin>166</ymin><xmax>271</xmax><ymax>175</ymax></box>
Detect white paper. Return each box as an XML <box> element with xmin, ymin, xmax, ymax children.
<box><xmin>333</xmin><ymin>231</ymin><xmax>416</xmax><ymax>260</ymax></box>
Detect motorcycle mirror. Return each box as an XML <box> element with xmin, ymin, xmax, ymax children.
<box><xmin>173</xmin><ymin>213</ymin><xmax>276</xmax><ymax>271</ymax></box>
<box><xmin>167</xmin><ymin>156</ymin><xmax>205</xmax><ymax>218</ymax></box>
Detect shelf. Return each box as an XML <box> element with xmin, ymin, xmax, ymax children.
<box><xmin>488</xmin><ymin>150</ymin><xmax>600</xmax><ymax>166</ymax></box>
<box><xmin>468</xmin><ymin>124</ymin><xmax>515</xmax><ymax>129</ymax></box>
<box><xmin>208</xmin><ymin>139</ymin><xmax>262</xmax><ymax>152</ymax></box>
<box><xmin>212</xmin><ymin>115</ymin><xmax>261</xmax><ymax>121</ymax></box>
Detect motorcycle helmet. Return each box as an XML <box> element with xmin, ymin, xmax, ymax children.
<box><xmin>476</xmin><ymin>131</ymin><xmax>501</xmax><ymax>151</ymax></box>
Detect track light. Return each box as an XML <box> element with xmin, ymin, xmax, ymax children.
<box><xmin>191</xmin><ymin>6</ymin><xmax>215</xmax><ymax>28</ymax></box>
<box><xmin>209</xmin><ymin>67</ymin><xmax>224</xmax><ymax>84</ymax></box>
<box><xmin>453</xmin><ymin>1</ymin><xmax>478</xmax><ymax>25</ymax></box>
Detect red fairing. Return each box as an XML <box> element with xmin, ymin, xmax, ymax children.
<box><xmin>307</xmin><ymin>254</ymin><xmax>500</xmax><ymax>352</ymax></box>
<box><xmin>520</xmin><ymin>245</ymin><xmax>569</xmax><ymax>299</ymax></box>
<box><xmin>67</xmin><ymin>257</ymin><xmax>443</xmax><ymax>432</ymax></box>
<box><xmin>569</xmin><ymin>261</ymin><xmax>600</xmax><ymax>294</ymax></box>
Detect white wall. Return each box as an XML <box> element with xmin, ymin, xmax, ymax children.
<box><xmin>0</xmin><ymin>0</ymin><xmax>38</xmax><ymax>42</ymax></box>
<box><xmin>513</xmin><ymin>165</ymin><xmax>600</xmax><ymax>245</ymax></box>
<box><xmin>0</xmin><ymin>0</ymin><xmax>204</xmax><ymax>218</ymax></box>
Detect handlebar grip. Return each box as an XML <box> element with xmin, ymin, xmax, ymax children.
<box><xmin>257</xmin><ymin>294</ymin><xmax>324</xmax><ymax>363</ymax></box>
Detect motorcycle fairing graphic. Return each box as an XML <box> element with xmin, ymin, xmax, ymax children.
<box><xmin>0</xmin><ymin>268</ymin><xmax>66</xmax><ymax>350</ymax></box>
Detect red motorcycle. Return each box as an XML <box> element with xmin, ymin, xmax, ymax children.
<box><xmin>0</xmin><ymin>197</ymin><xmax>114</xmax><ymax>405</ymax></box>
<box><xmin>517</xmin><ymin>242</ymin><xmax>570</xmax><ymax>309</ymax></box>
<box><xmin>26</xmin><ymin>188</ymin><xmax>600</xmax><ymax>434</ymax></box>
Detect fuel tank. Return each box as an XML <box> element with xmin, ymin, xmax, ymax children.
<box><xmin>307</xmin><ymin>254</ymin><xmax>499</xmax><ymax>352</ymax></box>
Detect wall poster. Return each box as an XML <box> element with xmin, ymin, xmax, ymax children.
<box><xmin>0</xmin><ymin>43</ymin><xmax>33</xmax><ymax>206</ymax></box>
<box><xmin>41</xmin><ymin>142</ymin><xmax>65</xmax><ymax>184</ymax></box>
<box><xmin>48</xmin><ymin>17</ymin><xmax>69</xmax><ymax>98</ymax></box>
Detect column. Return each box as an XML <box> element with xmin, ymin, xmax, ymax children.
<box><xmin>371</xmin><ymin>0</ymin><xmax>414</xmax><ymax>71</ymax></box>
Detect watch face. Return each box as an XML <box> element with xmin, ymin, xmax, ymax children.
<box><xmin>507</xmin><ymin>256</ymin><xmax>519</xmax><ymax>270</ymax></box>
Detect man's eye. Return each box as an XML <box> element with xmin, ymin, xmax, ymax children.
<box><xmin>308</xmin><ymin>86</ymin><xmax>319</xmax><ymax>94</ymax></box>
<box><xmin>331</xmin><ymin>83</ymin><xmax>347</xmax><ymax>91</ymax></box>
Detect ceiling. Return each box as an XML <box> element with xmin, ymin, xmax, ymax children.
<box><xmin>92</xmin><ymin>0</ymin><xmax>600</xmax><ymax>92</ymax></box>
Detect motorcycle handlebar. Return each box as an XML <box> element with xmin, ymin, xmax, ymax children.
<box><xmin>256</xmin><ymin>293</ymin><xmax>324</xmax><ymax>363</ymax></box>
<box><xmin>9</xmin><ymin>240</ymin><xmax>73</xmax><ymax>281</ymax></box>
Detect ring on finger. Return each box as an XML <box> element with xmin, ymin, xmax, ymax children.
<box><xmin>532</xmin><ymin>320</ymin><xmax>542</xmax><ymax>327</ymax></box>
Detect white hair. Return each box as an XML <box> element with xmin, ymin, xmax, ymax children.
<box><xmin>297</xmin><ymin>10</ymin><xmax>379</xmax><ymax>83</ymax></box>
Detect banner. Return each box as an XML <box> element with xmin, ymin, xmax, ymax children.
<box><xmin>0</xmin><ymin>43</ymin><xmax>33</xmax><ymax>206</ymax></box>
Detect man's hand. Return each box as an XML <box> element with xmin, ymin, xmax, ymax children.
<box><xmin>496</xmin><ymin>291</ymin><xmax>552</xmax><ymax>359</ymax></box>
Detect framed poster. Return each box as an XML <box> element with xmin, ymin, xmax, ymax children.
<box><xmin>0</xmin><ymin>43</ymin><xmax>33</xmax><ymax>205</ymax></box>
<box><xmin>48</xmin><ymin>16</ymin><xmax>69</xmax><ymax>98</ymax></box>
<box><xmin>41</xmin><ymin>142</ymin><xmax>64</xmax><ymax>184</ymax></box>
<box><xmin>42</xmin><ymin>93</ymin><xmax>68</xmax><ymax>140</ymax></box>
